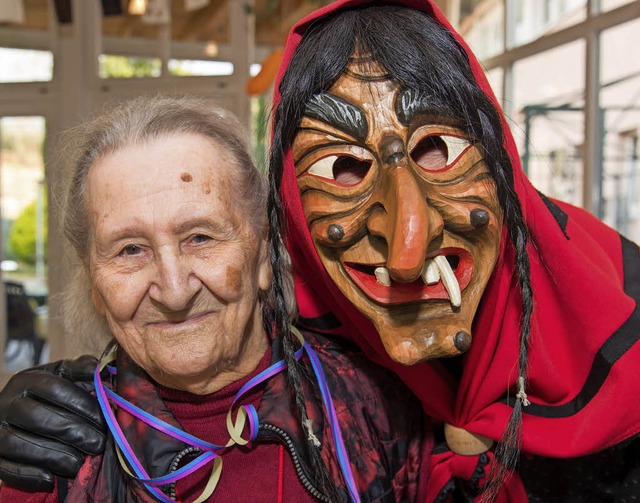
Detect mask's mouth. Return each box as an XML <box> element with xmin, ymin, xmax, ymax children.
<box><xmin>343</xmin><ymin>248</ymin><xmax>473</xmax><ymax>307</ymax></box>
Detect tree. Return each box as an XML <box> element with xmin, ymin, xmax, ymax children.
<box><xmin>8</xmin><ymin>195</ymin><xmax>47</xmax><ymax>265</ymax></box>
<box><xmin>100</xmin><ymin>55</ymin><xmax>160</xmax><ymax>78</ymax></box>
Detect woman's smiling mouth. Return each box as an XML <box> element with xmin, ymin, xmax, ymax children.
<box><xmin>146</xmin><ymin>311</ymin><xmax>215</xmax><ymax>328</ymax></box>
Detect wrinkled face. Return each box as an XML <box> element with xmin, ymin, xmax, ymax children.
<box><xmin>87</xmin><ymin>133</ymin><xmax>271</xmax><ymax>394</ymax></box>
<box><xmin>292</xmin><ymin>55</ymin><xmax>503</xmax><ymax>364</ymax></box>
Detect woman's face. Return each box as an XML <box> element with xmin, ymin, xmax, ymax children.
<box><xmin>87</xmin><ymin>133</ymin><xmax>271</xmax><ymax>394</ymax></box>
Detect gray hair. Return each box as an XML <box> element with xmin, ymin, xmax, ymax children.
<box><xmin>64</xmin><ymin>95</ymin><xmax>267</xmax><ymax>261</ymax></box>
<box><xmin>60</xmin><ymin>95</ymin><xmax>294</xmax><ymax>346</ymax></box>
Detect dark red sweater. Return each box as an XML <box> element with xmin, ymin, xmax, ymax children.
<box><xmin>158</xmin><ymin>347</ymin><xmax>316</xmax><ymax>503</ymax></box>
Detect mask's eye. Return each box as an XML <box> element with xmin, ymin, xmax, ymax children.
<box><xmin>308</xmin><ymin>154</ymin><xmax>372</xmax><ymax>186</ymax></box>
<box><xmin>410</xmin><ymin>135</ymin><xmax>472</xmax><ymax>172</ymax></box>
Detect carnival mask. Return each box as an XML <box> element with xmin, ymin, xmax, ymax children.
<box><xmin>292</xmin><ymin>54</ymin><xmax>503</xmax><ymax>364</ymax></box>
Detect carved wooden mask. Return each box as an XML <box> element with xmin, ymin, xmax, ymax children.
<box><xmin>292</xmin><ymin>53</ymin><xmax>503</xmax><ymax>364</ymax></box>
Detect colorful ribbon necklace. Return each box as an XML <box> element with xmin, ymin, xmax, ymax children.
<box><xmin>94</xmin><ymin>326</ymin><xmax>361</xmax><ymax>503</ymax></box>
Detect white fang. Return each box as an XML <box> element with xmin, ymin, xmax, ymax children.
<box><xmin>433</xmin><ymin>255</ymin><xmax>461</xmax><ymax>308</ymax></box>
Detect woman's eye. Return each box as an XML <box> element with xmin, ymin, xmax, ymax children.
<box><xmin>410</xmin><ymin>135</ymin><xmax>471</xmax><ymax>172</ymax></box>
<box><xmin>307</xmin><ymin>155</ymin><xmax>372</xmax><ymax>186</ymax></box>
<box><xmin>120</xmin><ymin>244</ymin><xmax>142</xmax><ymax>256</ymax></box>
<box><xmin>190</xmin><ymin>234</ymin><xmax>211</xmax><ymax>245</ymax></box>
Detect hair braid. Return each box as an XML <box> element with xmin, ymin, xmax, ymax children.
<box><xmin>477</xmin><ymin>111</ymin><xmax>534</xmax><ymax>501</ymax></box>
<box><xmin>267</xmin><ymin>126</ymin><xmax>340</xmax><ymax>501</ymax></box>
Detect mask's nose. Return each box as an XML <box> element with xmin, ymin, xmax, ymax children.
<box><xmin>367</xmin><ymin>136</ymin><xmax>444</xmax><ymax>283</ymax></box>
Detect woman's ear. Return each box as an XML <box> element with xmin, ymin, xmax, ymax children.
<box><xmin>91</xmin><ymin>286</ymin><xmax>107</xmax><ymax>316</ymax></box>
<box><xmin>257</xmin><ymin>237</ymin><xmax>273</xmax><ymax>292</ymax></box>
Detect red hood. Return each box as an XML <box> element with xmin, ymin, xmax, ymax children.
<box><xmin>274</xmin><ymin>0</ymin><xmax>640</xmax><ymax>461</ymax></box>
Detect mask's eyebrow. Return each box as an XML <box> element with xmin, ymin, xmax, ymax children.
<box><xmin>303</xmin><ymin>93</ymin><xmax>368</xmax><ymax>142</ymax></box>
<box><xmin>395</xmin><ymin>88</ymin><xmax>452</xmax><ymax>126</ymax></box>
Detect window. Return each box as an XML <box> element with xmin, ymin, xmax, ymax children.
<box><xmin>601</xmin><ymin>18</ymin><xmax>640</xmax><ymax>238</ymax></box>
<box><xmin>511</xmin><ymin>40</ymin><xmax>586</xmax><ymax>206</ymax></box>
<box><xmin>0</xmin><ymin>48</ymin><xmax>52</xmax><ymax>83</ymax></box>
<box><xmin>1</xmin><ymin>116</ymin><xmax>48</xmax><ymax>372</ymax></box>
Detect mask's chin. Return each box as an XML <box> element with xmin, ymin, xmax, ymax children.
<box><xmin>372</xmin><ymin>315</ymin><xmax>474</xmax><ymax>365</ymax></box>
<box><xmin>324</xmin><ymin>253</ymin><xmax>480</xmax><ymax>363</ymax></box>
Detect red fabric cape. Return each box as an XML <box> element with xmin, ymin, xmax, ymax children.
<box><xmin>273</xmin><ymin>0</ymin><xmax>640</xmax><ymax>490</ymax></box>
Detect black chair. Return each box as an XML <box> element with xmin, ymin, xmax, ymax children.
<box><xmin>4</xmin><ymin>280</ymin><xmax>45</xmax><ymax>369</ymax></box>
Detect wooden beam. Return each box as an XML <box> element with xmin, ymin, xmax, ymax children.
<box><xmin>178</xmin><ymin>0</ymin><xmax>227</xmax><ymax>42</ymax></box>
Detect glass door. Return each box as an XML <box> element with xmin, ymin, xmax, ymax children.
<box><xmin>1</xmin><ymin>115</ymin><xmax>48</xmax><ymax>373</ymax></box>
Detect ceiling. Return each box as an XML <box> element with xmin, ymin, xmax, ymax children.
<box><xmin>14</xmin><ymin>0</ymin><xmax>452</xmax><ymax>50</ymax></box>
<box><xmin>14</xmin><ymin>0</ymin><xmax>338</xmax><ymax>49</ymax></box>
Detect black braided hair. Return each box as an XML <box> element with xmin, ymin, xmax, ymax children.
<box><xmin>268</xmin><ymin>5</ymin><xmax>534</xmax><ymax>500</ymax></box>
<box><xmin>266</xmin><ymin>201</ymin><xmax>340</xmax><ymax>502</ymax></box>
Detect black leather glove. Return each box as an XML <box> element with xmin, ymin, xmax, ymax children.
<box><xmin>0</xmin><ymin>355</ymin><xmax>107</xmax><ymax>492</ymax></box>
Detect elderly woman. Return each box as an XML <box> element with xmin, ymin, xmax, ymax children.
<box><xmin>0</xmin><ymin>96</ymin><xmax>426</xmax><ymax>502</ymax></box>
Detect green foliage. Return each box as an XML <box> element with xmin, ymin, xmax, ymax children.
<box><xmin>8</xmin><ymin>195</ymin><xmax>47</xmax><ymax>265</ymax></box>
<box><xmin>100</xmin><ymin>55</ymin><xmax>161</xmax><ymax>78</ymax></box>
<box><xmin>2</xmin><ymin>219</ymin><xmax>15</xmax><ymax>260</ymax></box>
<box><xmin>252</xmin><ymin>95</ymin><xmax>269</xmax><ymax>173</ymax></box>
<box><xmin>167</xmin><ymin>60</ymin><xmax>197</xmax><ymax>76</ymax></box>
<box><xmin>1</xmin><ymin>133</ymin><xmax>14</xmax><ymax>150</ymax></box>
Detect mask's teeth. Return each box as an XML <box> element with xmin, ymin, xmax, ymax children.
<box><xmin>374</xmin><ymin>266</ymin><xmax>391</xmax><ymax>286</ymax></box>
<box><xmin>433</xmin><ymin>255</ymin><xmax>461</xmax><ymax>308</ymax></box>
<box><xmin>422</xmin><ymin>259</ymin><xmax>440</xmax><ymax>285</ymax></box>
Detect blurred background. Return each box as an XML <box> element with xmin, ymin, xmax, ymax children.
<box><xmin>0</xmin><ymin>0</ymin><xmax>638</xmax><ymax>383</ymax></box>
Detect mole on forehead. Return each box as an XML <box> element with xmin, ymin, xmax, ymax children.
<box><xmin>178</xmin><ymin>172</ymin><xmax>215</xmax><ymax>195</ymax></box>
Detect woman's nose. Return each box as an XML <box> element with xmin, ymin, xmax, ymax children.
<box><xmin>368</xmin><ymin>164</ymin><xmax>444</xmax><ymax>283</ymax></box>
<box><xmin>149</xmin><ymin>251</ymin><xmax>202</xmax><ymax>311</ymax></box>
